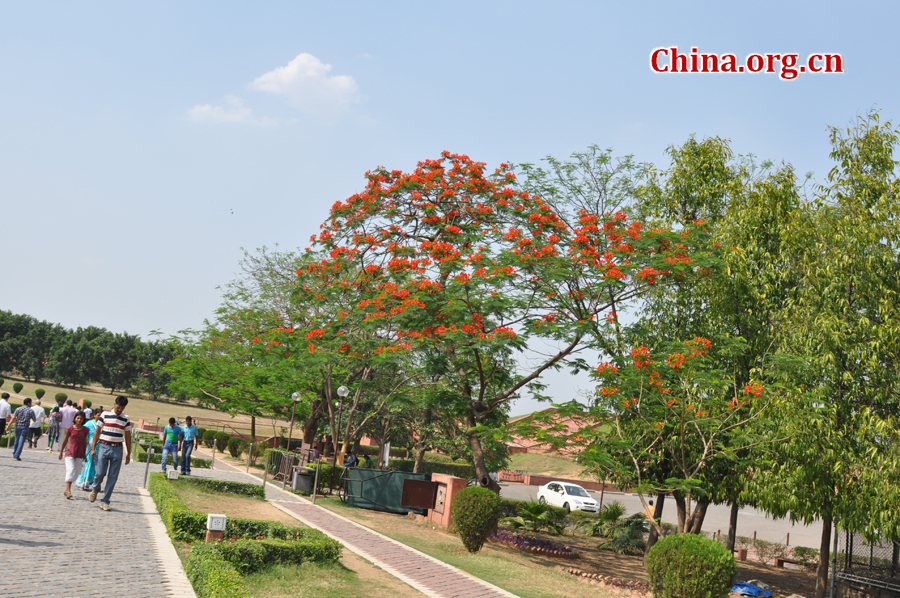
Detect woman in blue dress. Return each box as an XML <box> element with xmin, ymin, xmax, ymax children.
<box><xmin>75</xmin><ymin>410</ymin><xmax>102</xmax><ymax>491</ymax></box>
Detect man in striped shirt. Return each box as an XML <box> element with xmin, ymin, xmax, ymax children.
<box><xmin>88</xmin><ymin>395</ymin><xmax>133</xmax><ymax>511</ymax></box>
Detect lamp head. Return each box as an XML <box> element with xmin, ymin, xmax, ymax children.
<box><xmin>337</xmin><ymin>386</ymin><xmax>350</xmax><ymax>398</ymax></box>
<box><xmin>291</xmin><ymin>392</ymin><xmax>302</xmax><ymax>403</ymax></box>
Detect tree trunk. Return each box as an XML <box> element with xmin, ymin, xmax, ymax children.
<box><xmin>250</xmin><ymin>415</ymin><xmax>256</xmax><ymax>441</ymax></box>
<box><xmin>322</xmin><ymin>435</ymin><xmax>333</xmax><ymax>457</ymax></box>
<box><xmin>466</xmin><ymin>414</ymin><xmax>500</xmax><ymax>492</ymax></box>
<box><xmin>413</xmin><ymin>444</ymin><xmax>426</xmax><ymax>473</ymax></box>
<box><xmin>816</xmin><ymin>515</ymin><xmax>832</xmax><ymax>598</ymax></box>
<box><xmin>673</xmin><ymin>491</ymin><xmax>687</xmax><ymax>533</ymax></box>
<box><xmin>726</xmin><ymin>501</ymin><xmax>740</xmax><ymax>552</ymax></box>
<box><xmin>687</xmin><ymin>500</ymin><xmax>709</xmax><ymax>534</ymax></box>
<box><xmin>645</xmin><ymin>493</ymin><xmax>666</xmax><ymax>559</ymax></box>
<box><xmin>301</xmin><ymin>414</ymin><xmax>319</xmax><ymax>445</ymax></box>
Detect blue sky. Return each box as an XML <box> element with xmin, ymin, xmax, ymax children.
<box><xmin>2</xmin><ymin>2</ymin><xmax>898</xmax><ymax>413</ymax></box>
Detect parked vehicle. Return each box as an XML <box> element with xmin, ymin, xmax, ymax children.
<box><xmin>536</xmin><ymin>481</ymin><xmax>600</xmax><ymax>513</ymax></box>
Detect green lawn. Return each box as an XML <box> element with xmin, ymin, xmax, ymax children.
<box><xmin>508</xmin><ymin>452</ymin><xmax>591</xmax><ymax>480</ymax></box>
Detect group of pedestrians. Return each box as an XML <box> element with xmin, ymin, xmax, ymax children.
<box><xmin>3</xmin><ymin>392</ymin><xmax>133</xmax><ymax>512</ymax></box>
<box><xmin>159</xmin><ymin>415</ymin><xmax>198</xmax><ymax>475</ymax></box>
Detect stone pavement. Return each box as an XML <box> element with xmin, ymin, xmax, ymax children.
<box><xmin>0</xmin><ymin>445</ymin><xmax>195</xmax><ymax>597</ymax></box>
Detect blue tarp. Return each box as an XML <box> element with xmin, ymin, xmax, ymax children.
<box><xmin>731</xmin><ymin>583</ymin><xmax>772</xmax><ymax>597</ymax></box>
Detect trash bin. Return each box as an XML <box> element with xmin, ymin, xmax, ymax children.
<box><xmin>291</xmin><ymin>467</ymin><xmax>313</xmax><ymax>492</ymax></box>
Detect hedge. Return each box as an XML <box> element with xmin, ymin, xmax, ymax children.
<box><xmin>185</xmin><ymin>542</ymin><xmax>250</xmax><ymax>598</ymax></box>
<box><xmin>217</xmin><ymin>537</ymin><xmax>341</xmax><ymax>575</ymax></box>
<box><xmin>390</xmin><ymin>458</ymin><xmax>476</xmax><ymax>479</ymax></box>
<box><xmin>136</xmin><ymin>443</ymin><xmax>211</xmax><ymax>469</ymax></box>
<box><xmin>180</xmin><ymin>476</ymin><xmax>265</xmax><ymax>499</ymax></box>
<box><xmin>147</xmin><ymin>473</ymin><xmax>341</xmax><ymax>545</ymax></box>
<box><xmin>9</xmin><ymin>403</ymin><xmax>51</xmax><ymax>417</ymax></box>
<box><xmin>354</xmin><ymin>444</ymin><xmax>410</xmax><ymax>458</ymax></box>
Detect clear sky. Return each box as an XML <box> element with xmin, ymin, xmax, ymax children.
<box><xmin>2</xmin><ymin>1</ymin><xmax>897</xmax><ymax>414</ymax></box>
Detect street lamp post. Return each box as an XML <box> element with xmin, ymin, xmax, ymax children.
<box><xmin>287</xmin><ymin>392</ymin><xmax>302</xmax><ymax>453</ymax></box>
<box><xmin>330</xmin><ymin>386</ymin><xmax>350</xmax><ymax>491</ymax></box>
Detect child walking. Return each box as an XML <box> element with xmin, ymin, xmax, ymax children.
<box><xmin>58</xmin><ymin>411</ymin><xmax>88</xmax><ymax>499</ymax></box>
<box><xmin>46</xmin><ymin>408</ymin><xmax>61</xmax><ymax>453</ymax></box>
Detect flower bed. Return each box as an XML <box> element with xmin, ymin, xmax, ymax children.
<box><xmin>490</xmin><ymin>530</ymin><xmax>579</xmax><ymax>559</ymax></box>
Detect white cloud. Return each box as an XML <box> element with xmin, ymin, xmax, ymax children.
<box><xmin>188</xmin><ymin>95</ymin><xmax>275</xmax><ymax>125</ymax></box>
<box><xmin>250</xmin><ymin>53</ymin><xmax>362</xmax><ymax>117</ymax></box>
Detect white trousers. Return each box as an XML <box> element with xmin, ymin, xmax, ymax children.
<box><xmin>65</xmin><ymin>457</ymin><xmax>84</xmax><ymax>482</ymax></box>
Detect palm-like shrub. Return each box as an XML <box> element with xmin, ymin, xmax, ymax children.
<box><xmin>581</xmin><ymin>500</ymin><xmax>626</xmax><ymax>537</ymax></box>
<box><xmin>598</xmin><ymin>513</ymin><xmax>649</xmax><ymax>555</ymax></box>
<box><xmin>502</xmin><ymin>500</ymin><xmax>566</xmax><ymax>535</ymax></box>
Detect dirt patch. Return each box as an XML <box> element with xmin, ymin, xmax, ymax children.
<box><xmin>173</xmin><ymin>484</ymin><xmax>300</xmax><ymax>526</ymax></box>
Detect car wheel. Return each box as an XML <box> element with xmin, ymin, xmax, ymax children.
<box><xmin>538</xmin><ymin>496</ymin><xmax>546</xmax><ymax>505</ymax></box>
<box><xmin>563</xmin><ymin>502</ymin><xmax>571</xmax><ymax>513</ymax></box>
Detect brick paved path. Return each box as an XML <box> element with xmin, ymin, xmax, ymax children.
<box><xmin>273</xmin><ymin>500</ymin><xmax>518</xmax><ymax>598</ymax></box>
<box><xmin>0</xmin><ymin>446</ymin><xmax>194</xmax><ymax>597</ymax></box>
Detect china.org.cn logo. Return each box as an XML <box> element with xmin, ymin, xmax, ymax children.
<box><xmin>650</xmin><ymin>47</ymin><xmax>843</xmax><ymax>80</ymax></box>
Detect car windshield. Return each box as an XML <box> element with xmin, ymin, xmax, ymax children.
<box><xmin>564</xmin><ymin>485</ymin><xmax>591</xmax><ymax>497</ymax></box>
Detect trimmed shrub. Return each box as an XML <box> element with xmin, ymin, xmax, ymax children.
<box><xmin>35</xmin><ymin>388</ymin><xmax>45</xmax><ymax>399</ymax></box>
<box><xmin>451</xmin><ymin>487</ymin><xmax>502</xmax><ymax>554</ymax></box>
<box><xmin>196</xmin><ymin>427</ymin><xmax>207</xmax><ymax>441</ymax></box>
<box><xmin>83</xmin><ymin>399</ymin><xmax>92</xmax><ymax>408</ymax></box>
<box><xmin>55</xmin><ymin>392</ymin><xmax>67</xmax><ymax>402</ymax></box>
<box><xmin>12</xmin><ymin>382</ymin><xmax>23</xmax><ymax>394</ymax></box>
<box><xmin>646</xmin><ymin>533</ymin><xmax>736</xmax><ymax>598</ymax></box>
<box><xmin>185</xmin><ymin>542</ymin><xmax>250</xmax><ymax>598</ymax></box>
<box><xmin>227</xmin><ymin>437</ymin><xmax>245</xmax><ymax>459</ymax></box>
<box><xmin>215</xmin><ymin>432</ymin><xmax>231</xmax><ymax>450</ymax></box>
<box><xmin>202</xmin><ymin>430</ymin><xmax>216</xmax><ymax>448</ymax></box>
<box><xmin>181</xmin><ymin>476</ymin><xmax>264</xmax><ymax>498</ymax></box>
<box><xmin>248</xmin><ymin>441</ymin><xmax>266</xmax><ymax>466</ymax></box>
<box><xmin>0</xmin><ymin>378</ymin><xmax>3</xmax><ymax>387</ymax></box>
<box><xmin>218</xmin><ymin>537</ymin><xmax>341</xmax><ymax>574</ymax></box>
<box><xmin>136</xmin><ymin>443</ymin><xmax>211</xmax><ymax>469</ymax></box>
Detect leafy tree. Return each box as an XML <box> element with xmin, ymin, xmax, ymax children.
<box><xmin>282</xmin><ymin>151</ymin><xmax>712</xmax><ymax>491</ymax></box>
<box><xmin>754</xmin><ymin>112</ymin><xmax>900</xmax><ymax>598</ymax></box>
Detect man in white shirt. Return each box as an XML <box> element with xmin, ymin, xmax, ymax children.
<box><xmin>83</xmin><ymin>406</ymin><xmax>93</xmax><ymax>420</ymax></box>
<box><xmin>28</xmin><ymin>400</ymin><xmax>45</xmax><ymax>449</ymax></box>
<box><xmin>0</xmin><ymin>393</ymin><xmax>11</xmax><ymax>447</ymax></box>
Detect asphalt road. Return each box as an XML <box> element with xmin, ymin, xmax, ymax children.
<box><xmin>498</xmin><ymin>482</ymin><xmax>823</xmax><ymax>548</ymax></box>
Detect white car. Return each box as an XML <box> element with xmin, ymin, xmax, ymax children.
<box><xmin>536</xmin><ymin>481</ymin><xmax>600</xmax><ymax>513</ymax></box>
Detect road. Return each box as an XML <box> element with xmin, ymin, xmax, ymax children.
<box><xmin>499</xmin><ymin>482</ymin><xmax>823</xmax><ymax>548</ymax></box>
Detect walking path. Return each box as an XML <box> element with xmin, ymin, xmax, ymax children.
<box><xmin>183</xmin><ymin>447</ymin><xmax>519</xmax><ymax>598</ymax></box>
<box><xmin>0</xmin><ymin>445</ymin><xmax>195</xmax><ymax>597</ymax></box>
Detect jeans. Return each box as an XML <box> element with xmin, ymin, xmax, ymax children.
<box><xmin>161</xmin><ymin>441</ymin><xmax>179</xmax><ymax>472</ymax></box>
<box><xmin>92</xmin><ymin>443</ymin><xmax>123</xmax><ymax>505</ymax></box>
<box><xmin>181</xmin><ymin>441</ymin><xmax>194</xmax><ymax>473</ymax></box>
<box><xmin>12</xmin><ymin>427</ymin><xmax>29</xmax><ymax>459</ymax></box>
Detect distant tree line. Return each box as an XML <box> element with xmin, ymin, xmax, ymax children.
<box><xmin>0</xmin><ymin>310</ymin><xmax>181</xmax><ymax>396</ymax></box>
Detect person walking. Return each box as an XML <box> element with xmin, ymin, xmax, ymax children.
<box><xmin>75</xmin><ymin>410</ymin><xmax>102</xmax><ymax>491</ymax></box>
<box><xmin>180</xmin><ymin>416</ymin><xmax>198</xmax><ymax>475</ymax></box>
<box><xmin>7</xmin><ymin>398</ymin><xmax>37</xmax><ymax>460</ymax></box>
<box><xmin>0</xmin><ymin>393</ymin><xmax>11</xmax><ymax>447</ymax></box>
<box><xmin>46</xmin><ymin>407</ymin><xmax>61</xmax><ymax>453</ymax></box>
<box><xmin>160</xmin><ymin>417</ymin><xmax>182</xmax><ymax>474</ymax></box>
<box><xmin>58</xmin><ymin>411</ymin><xmax>88</xmax><ymax>499</ymax></box>
<box><xmin>59</xmin><ymin>400</ymin><xmax>78</xmax><ymax>431</ymax></box>
<box><xmin>28</xmin><ymin>399</ymin><xmax>45</xmax><ymax>449</ymax></box>
<box><xmin>88</xmin><ymin>396</ymin><xmax>133</xmax><ymax>511</ymax></box>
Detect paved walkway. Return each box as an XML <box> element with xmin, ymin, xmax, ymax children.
<box><xmin>273</xmin><ymin>500</ymin><xmax>518</xmax><ymax>598</ymax></box>
<box><xmin>188</xmin><ymin>449</ymin><xmax>519</xmax><ymax>598</ymax></box>
<box><xmin>0</xmin><ymin>445</ymin><xmax>195</xmax><ymax>597</ymax></box>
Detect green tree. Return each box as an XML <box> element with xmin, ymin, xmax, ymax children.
<box><xmin>755</xmin><ymin>111</ymin><xmax>900</xmax><ymax>598</ymax></box>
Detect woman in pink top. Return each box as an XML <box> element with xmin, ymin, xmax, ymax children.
<box><xmin>58</xmin><ymin>411</ymin><xmax>88</xmax><ymax>499</ymax></box>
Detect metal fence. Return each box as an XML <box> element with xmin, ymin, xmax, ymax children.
<box><xmin>836</xmin><ymin>529</ymin><xmax>900</xmax><ymax>592</ymax></box>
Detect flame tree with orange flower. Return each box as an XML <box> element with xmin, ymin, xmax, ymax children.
<box><xmin>261</xmin><ymin>150</ymin><xmax>715</xmax><ymax>490</ymax></box>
